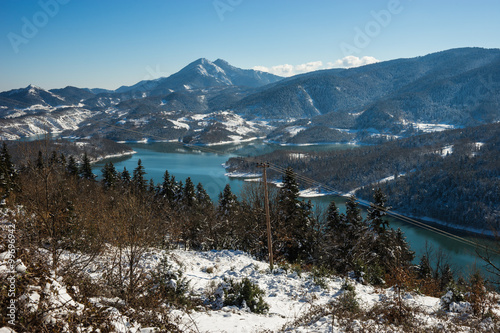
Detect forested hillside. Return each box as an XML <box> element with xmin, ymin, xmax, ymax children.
<box><xmin>1</xmin><ymin>139</ymin><xmax>499</xmax><ymax>331</ymax></box>
<box><xmin>2</xmin><ymin>48</ymin><xmax>500</xmax><ymax>144</ymax></box>
<box><xmin>226</xmin><ymin>123</ymin><xmax>500</xmax><ymax>230</ymax></box>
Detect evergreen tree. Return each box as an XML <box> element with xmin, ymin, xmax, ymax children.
<box><xmin>101</xmin><ymin>162</ymin><xmax>119</xmax><ymax>189</ymax></box>
<box><xmin>276</xmin><ymin>167</ymin><xmax>314</xmax><ymax>262</ymax></box>
<box><xmin>323</xmin><ymin>200</ymin><xmax>348</xmax><ymax>269</ymax></box>
<box><xmin>392</xmin><ymin>228</ymin><xmax>415</xmax><ymax>265</ymax></box>
<box><xmin>216</xmin><ymin>184</ymin><xmax>239</xmax><ymax>249</ymax></box>
<box><xmin>440</xmin><ymin>264</ymin><xmax>454</xmax><ymax>290</ymax></box>
<box><xmin>59</xmin><ymin>153</ymin><xmax>66</xmax><ymax>166</ymax></box>
<box><xmin>325</xmin><ymin>200</ymin><xmax>346</xmax><ymax>234</ymax></box>
<box><xmin>132</xmin><ymin>159</ymin><xmax>147</xmax><ymax>192</ymax></box>
<box><xmin>188</xmin><ymin>183</ymin><xmax>215</xmax><ymax>250</ymax></box>
<box><xmin>182</xmin><ymin>177</ymin><xmax>196</xmax><ymax>208</ymax></box>
<box><xmin>345</xmin><ymin>195</ymin><xmax>363</xmax><ymax>229</ymax></box>
<box><xmin>196</xmin><ymin>182</ymin><xmax>212</xmax><ymax>210</ymax></box>
<box><xmin>218</xmin><ymin>184</ymin><xmax>238</xmax><ymax>215</ymax></box>
<box><xmin>49</xmin><ymin>150</ymin><xmax>58</xmax><ymax>166</ymax></box>
<box><xmin>121</xmin><ymin>167</ymin><xmax>131</xmax><ymax>184</ymax></box>
<box><xmin>367</xmin><ymin>188</ymin><xmax>390</xmax><ymax>234</ymax></box>
<box><xmin>67</xmin><ymin>156</ymin><xmax>79</xmax><ymax>176</ymax></box>
<box><xmin>148</xmin><ymin>178</ymin><xmax>156</xmax><ymax>193</ymax></box>
<box><xmin>79</xmin><ymin>152</ymin><xmax>95</xmax><ymax>180</ymax></box>
<box><xmin>0</xmin><ymin>143</ymin><xmax>16</xmax><ymax>202</ymax></box>
<box><xmin>161</xmin><ymin>170</ymin><xmax>176</xmax><ymax>203</ymax></box>
<box><xmin>195</xmin><ymin>183</ymin><xmax>216</xmax><ymax>248</ymax></box>
<box><xmin>331</xmin><ymin>196</ymin><xmax>368</xmax><ymax>274</ymax></box>
<box><xmin>418</xmin><ymin>254</ymin><xmax>433</xmax><ymax>279</ymax></box>
<box><xmin>174</xmin><ymin>180</ymin><xmax>184</xmax><ymax>204</ymax></box>
<box><xmin>36</xmin><ymin>150</ymin><xmax>44</xmax><ymax>169</ymax></box>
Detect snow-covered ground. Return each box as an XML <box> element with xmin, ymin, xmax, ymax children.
<box><xmin>1</xmin><ymin>248</ymin><xmax>499</xmax><ymax>332</ymax></box>
<box><xmin>413</xmin><ymin>123</ymin><xmax>456</xmax><ymax>133</ymax></box>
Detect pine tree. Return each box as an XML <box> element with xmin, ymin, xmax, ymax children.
<box><xmin>182</xmin><ymin>177</ymin><xmax>196</xmax><ymax>208</ymax></box>
<box><xmin>331</xmin><ymin>196</ymin><xmax>368</xmax><ymax>274</ymax></box>
<box><xmin>174</xmin><ymin>180</ymin><xmax>184</xmax><ymax>204</ymax></box>
<box><xmin>59</xmin><ymin>153</ymin><xmax>66</xmax><ymax>166</ymax></box>
<box><xmin>67</xmin><ymin>156</ymin><xmax>79</xmax><ymax>176</ymax></box>
<box><xmin>196</xmin><ymin>182</ymin><xmax>212</xmax><ymax>210</ymax></box>
<box><xmin>121</xmin><ymin>167</ymin><xmax>131</xmax><ymax>184</ymax></box>
<box><xmin>49</xmin><ymin>150</ymin><xmax>58</xmax><ymax>166</ymax></box>
<box><xmin>101</xmin><ymin>161</ymin><xmax>119</xmax><ymax>189</ymax></box>
<box><xmin>392</xmin><ymin>228</ymin><xmax>415</xmax><ymax>265</ymax></box>
<box><xmin>345</xmin><ymin>195</ymin><xmax>363</xmax><ymax>229</ymax></box>
<box><xmin>79</xmin><ymin>152</ymin><xmax>95</xmax><ymax>180</ymax></box>
<box><xmin>0</xmin><ymin>142</ymin><xmax>16</xmax><ymax>203</ymax></box>
<box><xmin>325</xmin><ymin>200</ymin><xmax>346</xmax><ymax>234</ymax></box>
<box><xmin>36</xmin><ymin>150</ymin><xmax>44</xmax><ymax>169</ymax></box>
<box><xmin>216</xmin><ymin>184</ymin><xmax>239</xmax><ymax>249</ymax></box>
<box><xmin>323</xmin><ymin>200</ymin><xmax>349</xmax><ymax>269</ymax></box>
<box><xmin>161</xmin><ymin>170</ymin><xmax>176</xmax><ymax>203</ymax></box>
<box><xmin>418</xmin><ymin>254</ymin><xmax>433</xmax><ymax>279</ymax></box>
<box><xmin>132</xmin><ymin>159</ymin><xmax>147</xmax><ymax>192</ymax></box>
<box><xmin>440</xmin><ymin>264</ymin><xmax>454</xmax><ymax>290</ymax></box>
<box><xmin>367</xmin><ymin>187</ymin><xmax>390</xmax><ymax>234</ymax></box>
<box><xmin>276</xmin><ymin>167</ymin><xmax>314</xmax><ymax>262</ymax></box>
<box><xmin>188</xmin><ymin>183</ymin><xmax>215</xmax><ymax>250</ymax></box>
<box><xmin>148</xmin><ymin>178</ymin><xmax>156</xmax><ymax>193</ymax></box>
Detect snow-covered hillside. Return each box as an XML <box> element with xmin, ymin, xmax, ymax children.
<box><xmin>1</xmin><ymin>248</ymin><xmax>498</xmax><ymax>332</ymax></box>
<box><xmin>0</xmin><ymin>107</ymin><xmax>94</xmax><ymax>140</ymax></box>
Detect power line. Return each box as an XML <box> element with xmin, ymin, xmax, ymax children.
<box><xmin>263</xmin><ymin>161</ymin><xmax>495</xmax><ymax>253</ymax></box>
<box><xmin>117</xmin><ymin>125</ymin><xmax>494</xmax><ymax>254</ymax></box>
<box><xmin>2</xmin><ymin>101</ymin><xmax>496</xmax><ymax>254</ymax></box>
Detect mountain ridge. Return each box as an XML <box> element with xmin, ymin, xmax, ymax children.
<box><xmin>1</xmin><ymin>48</ymin><xmax>500</xmax><ymax>143</ymax></box>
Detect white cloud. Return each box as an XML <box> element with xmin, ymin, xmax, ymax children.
<box><xmin>328</xmin><ymin>56</ymin><xmax>379</xmax><ymax>69</ymax></box>
<box><xmin>253</xmin><ymin>61</ymin><xmax>323</xmax><ymax>77</ymax></box>
<box><xmin>253</xmin><ymin>57</ymin><xmax>379</xmax><ymax>77</ymax></box>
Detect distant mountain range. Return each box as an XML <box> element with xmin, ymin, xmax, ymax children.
<box><xmin>1</xmin><ymin>48</ymin><xmax>499</xmax><ymax>144</ymax></box>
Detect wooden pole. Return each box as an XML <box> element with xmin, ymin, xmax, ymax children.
<box><xmin>257</xmin><ymin>162</ymin><xmax>273</xmax><ymax>271</ymax></box>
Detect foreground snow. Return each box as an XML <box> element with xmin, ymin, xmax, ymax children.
<box><xmin>2</xmin><ymin>248</ymin><xmax>499</xmax><ymax>332</ymax></box>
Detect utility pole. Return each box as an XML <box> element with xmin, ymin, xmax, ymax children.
<box><xmin>257</xmin><ymin>162</ymin><xmax>273</xmax><ymax>271</ymax></box>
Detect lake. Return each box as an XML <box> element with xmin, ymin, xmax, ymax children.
<box><xmin>93</xmin><ymin>141</ymin><xmax>499</xmax><ymax>280</ymax></box>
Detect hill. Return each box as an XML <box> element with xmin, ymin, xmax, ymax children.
<box><xmin>1</xmin><ymin>49</ymin><xmax>500</xmax><ymax>144</ymax></box>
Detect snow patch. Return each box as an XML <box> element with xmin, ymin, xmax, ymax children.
<box><xmin>413</xmin><ymin>122</ymin><xmax>456</xmax><ymax>133</ymax></box>
<box><xmin>440</xmin><ymin>145</ymin><xmax>454</xmax><ymax>157</ymax></box>
<box><xmin>169</xmin><ymin>119</ymin><xmax>190</xmax><ymax>130</ymax></box>
<box><xmin>285</xmin><ymin>126</ymin><xmax>306</xmax><ymax>136</ymax></box>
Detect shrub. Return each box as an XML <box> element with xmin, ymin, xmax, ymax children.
<box><xmin>149</xmin><ymin>251</ymin><xmax>191</xmax><ymax>308</ymax></box>
<box><xmin>222</xmin><ymin>278</ymin><xmax>269</xmax><ymax>314</ymax></box>
<box><xmin>440</xmin><ymin>282</ymin><xmax>466</xmax><ymax>312</ymax></box>
<box><xmin>335</xmin><ymin>280</ymin><xmax>360</xmax><ymax>314</ymax></box>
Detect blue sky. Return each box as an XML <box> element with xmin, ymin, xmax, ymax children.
<box><xmin>1</xmin><ymin>0</ymin><xmax>499</xmax><ymax>91</ymax></box>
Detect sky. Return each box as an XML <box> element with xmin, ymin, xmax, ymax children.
<box><xmin>1</xmin><ymin>0</ymin><xmax>499</xmax><ymax>92</ymax></box>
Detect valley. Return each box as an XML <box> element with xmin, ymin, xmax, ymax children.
<box><xmin>1</xmin><ymin>48</ymin><xmax>499</xmax><ymax>146</ymax></box>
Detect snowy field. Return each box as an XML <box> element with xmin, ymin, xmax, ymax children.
<box><xmin>2</xmin><ymin>248</ymin><xmax>499</xmax><ymax>332</ymax></box>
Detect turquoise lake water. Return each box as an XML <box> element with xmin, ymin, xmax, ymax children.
<box><xmin>93</xmin><ymin>141</ymin><xmax>499</xmax><ymax>280</ymax></box>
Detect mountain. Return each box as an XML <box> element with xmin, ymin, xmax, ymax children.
<box><xmin>235</xmin><ymin>48</ymin><xmax>500</xmax><ymax>119</ymax></box>
<box><xmin>115</xmin><ymin>58</ymin><xmax>283</xmax><ymax>96</ymax></box>
<box><xmin>0</xmin><ymin>85</ymin><xmax>67</xmax><ymax>111</ymax></box>
<box><xmin>1</xmin><ymin>49</ymin><xmax>500</xmax><ymax>143</ymax></box>
<box><xmin>235</xmin><ymin>48</ymin><xmax>500</xmax><ymax>143</ymax></box>
<box><xmin>50</xmin><ymin>86</ymin><xmax>96</xmax><ymax>105</ymax></box>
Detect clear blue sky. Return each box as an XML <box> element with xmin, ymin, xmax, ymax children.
<box><xmin>1</xmin><ymin>0</ymin><xmax>499</xmax><ymax>91</ymax></box>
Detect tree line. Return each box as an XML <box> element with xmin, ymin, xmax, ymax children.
<box><xmin>1</xmin><ymin>141</ymin><xmax>497</xmax><ymax>330</ymax></box>
<box><xmin>1</xmin><ymin>141</ymin><xmax>474</xmax><ymax>286</ymax></box>
<box><xmin>226</xmin><ymin>122</ymin><xmax>500</xmax><ymax>230</ymax></box>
